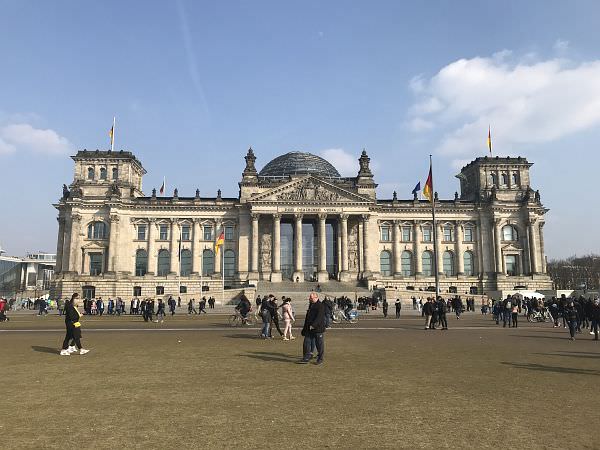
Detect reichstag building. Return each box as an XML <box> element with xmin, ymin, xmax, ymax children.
<box><xmin>52</xmin><ymin>147</ymin><xmax>552</xmax><ymax>300</ymax></box>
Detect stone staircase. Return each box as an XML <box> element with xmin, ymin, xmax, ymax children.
<box><xmin>255</xmin><ymin>280</ymin><xmax>371</xmax><ymax>300</ymax></box>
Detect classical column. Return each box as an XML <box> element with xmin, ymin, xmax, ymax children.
<box><xmin>170</xmin><ymin>219</ymin><xmax>179</xmax><ymax>274</ymax></box>
<box><xmin>108</xmin><ymin>214</ymin><xmax>119</xmax><ymax>273</ymax></box>
<box><xmin>493</xmin><ymin>218</ymin><xmax>503</xmax><ymax>274</ymax></box>
<box><xmin>476</xmin><ymin>215</ymin><xmax>486</xmax><ymax>277</ymax></box>
<box><xmin>435</xmin><ymin>222</ymin><xmax>443</xmax><ymax>276</ymax></box>
<box><xmin>250</xmin><ymin>213</ymin><xmax>260</xmax><ymax>276</ymax></box>
<box><xmin>292</xmin><ymin>214</ymin><xmax>303</xmax><ymax>282</ymax></box>
<box><xmin>147</xmin><ymin>219</ymin><xmax>157</xmax><ymax>275</ymax></box>
<box><xmin>68</xmin><ymin>214</ymin><xmax>82</xmax><ymax>273</ymax></box>
<box><xmin>340</xmin><ymin>214</ymin><xmax>349</xmax><ymax>272</ymax></box>
<box><xmin>317</xmin><ymin>213</ymin><xmax>328</xmax><ymax>282</ymax></box>
<box><xmin>413</xmin><ymin>221</ymin><xmax>422</xmax><ymax>276</ymax></box>
<box><xmin>55</xmin><ymin>217</ymin><xmax>66</xmax><ymax>274</ymax></box>
<box><xmin>528</xmin><ymin>220</ymin><xmax>539</xmax><ymax>275</ymax></box>
<box><xmin>336</xmin><ymin>220</ymin><xmax>342</xmax><ymax>278</ymax></box>
<box><xmin>393</xmin><ymin>220</ymin><xmax>401</xmax><ymax>276</ymax></box>
<box><xmin>539</xmin><ymin>222</ymin><xmax>547</xmax><ymax>273</ymax></box>
<box><xmin>362</xmin><ymin>214</ymin><xmax>371</xmax><ymax>274</ymax></box>
<box><xmin>455</xmin><ymin>221</ymin><xmax>464</xmax><ymax>276</ymax></box>
<box><xmin>271</xmin><ymin>214</ymin><xmax>282</xmax><ymax>282</ymax></box>
<box><xmin>191</xmin><ymin>219</ymin><xmax>201</xmax><ymax>274</ymax></box>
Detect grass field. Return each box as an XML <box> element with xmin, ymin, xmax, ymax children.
<box><xmin>2</xmin><ymin>310</ymin><xmax>599</xmax><ymax>449</ymax></box>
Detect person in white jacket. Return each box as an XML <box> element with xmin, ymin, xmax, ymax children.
<box><xmin>281</xmin><ymin>297</ymin><xmax>295</xmax><ymax>341</ymax></box>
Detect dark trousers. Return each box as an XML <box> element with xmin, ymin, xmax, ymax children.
<box><xmin>61</xmin><ymin>326</ymin><xmax>82</xmax><ymax>350</ymax></box>
<box><xmin>395</xmin><ymin>308</ymin><xmax>401</xmax><ymax>319</ymax></box>
<box><xmin>439</xmin><ymin>313</ymin><xmax>448</xmax><ymax>329</ymax></box>
<box><xmin>270</xmin><ymin>317</ymin><xmax>283</xmax><ymax>336</ymax></box>
<box><xmin>302</xmin><ymin>332</ymin><xmax>324</xmax><ymax>361</ymax></box>
<box><xmin>591</xmin><ymin>319</ymin><xmax>599</xmax><ymax>339</ymax></box>
<box><xmin>568</xmin><ymin>319</ymin><xmax>576</xmax><ymax>338</ymax></box>
<box><xmin>511</xmin><ymin>312</ymin><xmax>518</xmax><ymax>327</ymax></box>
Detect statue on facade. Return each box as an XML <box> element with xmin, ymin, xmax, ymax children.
<box><xmin>62</xmin><ymin>184</ymin><xmax>70</xmax><ymax>200</ymax></box>
<box><xmin>243</xmin><ymin>147</ymin><xmax>257</xmax><ymax>175</ymax></box>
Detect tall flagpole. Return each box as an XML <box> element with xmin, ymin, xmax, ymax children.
<box><xmin>429</xmin><ymin>154</ymin><xmax>441</xmax><ymax>297</ymax></box>
<box><xmin>221</xmin><ymin>242</ymin><xmax>225</xmax><ymax>306</ymax></box>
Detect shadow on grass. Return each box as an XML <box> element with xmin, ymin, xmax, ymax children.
<box><xmin>501</xmin><ymin>362</ymin><xmax>600</xmax><ymax>376</ymax></box>
<box><xmin>532</xmin><ymin>351</ymin><xmax>600</xmax><ymax>359</ymax></box>
<box><xmin>225</xmin><ymin>333</ymin><xmax>260</xmax><ymax>340</ymax></box>
<box><xmin>239</xmin><ymin>351</ymin><xmax>298</xmax><ymax>363</ymax></box>
<box><xmin>31</xmin><ymin>346</ymin><xmax>58</xmax><ymax>354</ymax></box>
<box><xmin>509</xmin><ymin>334</ymin><xmax>566</xmax><ymax>340</ymax></box>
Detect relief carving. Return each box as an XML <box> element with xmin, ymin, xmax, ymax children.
<box><xmin>348</xmin><ymin>221</ymin><xmax>359</xmax><ymax>271</ymax></box>
<box><xmin>276</xmin><ymin>181</ymin><xmax>340</xmax><ymax>202</ymax></box>
<box><xmin>260</xmin><ymin>220</ymin><xmax>272</xmax><ymax>272</ymax></box>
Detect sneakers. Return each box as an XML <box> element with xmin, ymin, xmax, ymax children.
<box><xmin>290</xmin><ymin>336</ymin><xmax>296</xmax><ymax>340</ymax></box>
<box><xmin>60</xmin><ymin>349</ymin><xmax>70</xmax><ymax>356</ymax></box>
<box><xmin>283</xmin><ymin>337</ymin><xmax>290</xmax><ymax>341</ymax></box>
<box><xmin>590</xmin><ymin>331</ymin><xmax>595</xmax><ymax>335</ymax></box>
<box><xmin>79</xmin><ymin>349</ymin><xmax>90</xmax><ymax>355</ymax></box>
<box><xmin>67</xmin><ymin>346</ymin><xmax>77</xmax><ymax>354</ymax></box>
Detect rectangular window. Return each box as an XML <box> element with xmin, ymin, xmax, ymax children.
<box><xmin>505</xmin><ymin>255</ymin><xmax>518</xmax><ymax>276</ymax></box>
<box><xmin>156</xmin><ymin>286</ymin><xmax>164</xmax><ymax>295</ymax></box>
<box><xmin>401</xmin><ymin>227</ymin><xmax>411</xmax><ymax>242</ymax></box>
<box><xmin>380</xmin><ymin>226</ymin><xmax>390</xmax><ymax>241</ymax></box>
<box><xmin>180</xmin><ymin>285</ymin><xmax>187</xmax><ymax>294</ymax></box>
<box><xmin>422</xmin><ymin>226</ymin><xmax>432</xmax><ymax>242</ymax></box>
<box><xmin>89</xmin><ymin>253</ymin><xmax>103</xmax><ymax>276</ymax></box>
<box><xmin>225</xmin><ymin>225</ymin><xmax>234</xmax><ymax>240</ymax></box>
<box><xmin>203</xmin><ymin>226</ymin><xmax>212</xmax><ymax>241</ymax></box>
<box><xmin>443</xmin><ymin>226</ymin><xmax>454</xmax><ymax>242</ymax></box>
<box><xmin>464</xmin><ymin>228</ymin><xmax>473</xmax><ymax>242</ymax></box>
<box><xmin>133</xmin><ymin>286</ymin><xmax>142</xmax><ymax>297</ymax></box>
<box><xmin>159</xmin><ymin>224</ymin><xmax>168</xmax><ymax>240</ymax></box>
<box><xmin>181</xmin><ymin>225</ymin><xmax>191</xmax><ymax>241</ymax></box>
<box><xmin>137</xmin><ymin>225</ymin><xmax>147</xmax><ymax>241</ymax></box>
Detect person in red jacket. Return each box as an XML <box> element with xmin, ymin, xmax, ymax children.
<box><xmin>0</xmin><ymin>298</ymin><xmax>8</xmax><ymax>321</ymax></box>
<box><xmin>60</xmin><ymin>293</ymin><xmax>90</xmax><ymax>356</ymax></box>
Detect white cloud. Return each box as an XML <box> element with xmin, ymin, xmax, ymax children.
<box><xmin>0</xmin><ymin>137</ymin><xmax>16</xmax><ymax>154</ymax></box>
<box><xmin>319</xmin><ymin>148</ymin><xmax>357</xmax><ymax>176</ymax></box>
<box><xmin>407</xmin><ymin>50</ymin><xmax>600</xmax><ymax>165</ymax></box>
<box><xmin>0</xmin><ymin>123</ymin><xmax>71</xmax><ymax>155</ymax></box>
<box><xmin>553</xmin><ymin>39</ymin><xmax>569</xmax><ymax>53</ymax></box>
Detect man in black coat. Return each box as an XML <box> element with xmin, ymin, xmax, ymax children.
<box><xmin>300</xmin><ymin>292</ymin><xmax>326</xmax><ymax>365</ymax></box>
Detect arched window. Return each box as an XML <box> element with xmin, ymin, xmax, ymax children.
<box><xmin>463</xmin><ymin>251</ymin><xmax>474</xmax><ymax>276</ymax></box>
<box><xmin>501</xmin><ymin>173</ymin><xmax>508</xmax><ymax>186</ymax></box>
<box><xmin>157</xmin><ymin>249</ymin><xmax>170</xmax><ymax>276</ymax></box>
<box><xmin>401</xmin><ymin>251</ymin><xmax>413</xmax><ymax>276</ymax></box>
<box><xmin>502</xmin><ymin>225</ymin><xmax>518</xmax><ymax>241</ymax></box>
<box><xmin>490</xmin><ymin>173</ymin><xmax>497</xmax><ymax>186</ymax></box>
<box><xmin>180</xmin><ymin>249</ymin><xmax>192</xmax><ymax>276</ymax></box>
<box><xmin>100</xmin><ymin>167</ymin><xmax>107</xmax><ymax>180</ymax></box>
<box><xmin>87</xmin><ymin>222</ymin><xmax>108</xmax><ymax>239</ymax></box>
<box><xmin>112</xmin><ymin>167</ymin><xmax>118</xmax><ymax>180</ymax></box>
<box><xmin>224</xmin><ymin>249</ymin><xmax>235</xmax><ymax>277</ymax></box>
<box><xmin>202</xmin><ymin>249</ymin><xmax>214</xmax><ymax>276</ymax></box>
<box><xmin>422</xmin><ymin>251</ymin><xmax>433</xmax><ymax>276</ymax></box>
<box><xmin>135</xmin><ymin>249</ymin><xmax>148</xmax><ymax>276</ymax></box>
<box><xmin>380</xmin><ymin>250</ymin><xmax>392</xmax><ymax>276</ymax></box>
<box><xmin>87</xmin><ymin>167</ymin><xmax>95</xmax><ymax>180</ymax></box>
<box><xmin>511</xmin><ymin>172</ymin><xmax>519</xmax><ymax>186</ymax></box>
<box><xmin>443</xmin><ymin>251</ymin><xmax>455</xmax><ymax>276</ymax></box>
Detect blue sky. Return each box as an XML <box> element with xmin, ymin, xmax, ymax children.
<box><xmin>1</xmin><ymin>0</ymin><xmax>599</xmax><ymax>258</ymax></box>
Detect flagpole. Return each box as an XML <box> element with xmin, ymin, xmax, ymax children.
<box><xmin>111</xmin><ymin>116</ymin><xmax>115</xmax><ymax>152</ymax></box>
<box><xmin>221</xmin><ymin>243</ymin><xmax>225</xmax><ymax>306</ymax></box>
<box><xmin>429</xmin><ymin>154</ymin><xmax>441</xmax><ymax>297</ymax></box>
<box><xmin>178</xmin><ymin>227</ymin><xmax>182</xmax><ymax>299</ymax></box>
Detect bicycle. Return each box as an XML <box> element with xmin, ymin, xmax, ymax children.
<box><xmin>332</xmin><ymin>307</ymin><xmax>358</xmax><ymax>324</ymax></box>
<box><xmin>228</xmin><ymin>310</ymin><xmax>255</xmax><ymax>327</ymax></box>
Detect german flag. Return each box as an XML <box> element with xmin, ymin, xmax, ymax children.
<box><xmin>423</xmin><ymin>163</ymin><xmax>433</xmax><ymax>203</ymax></box>
<box><xmin>215</xmin><ymin>230</ymin><xmax>225</xmax><ymax>254</ymax></box>
<box><xmin>487</xmin><ymin>126</ymin><xmax>492</xmax><ymax>156</ymax></box>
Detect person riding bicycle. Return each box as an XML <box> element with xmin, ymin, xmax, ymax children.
<box><xmin>343</xmin><ymin>297</ymin><xmax>353</xmax><ymax>321</ymax></box>
<box><xmin>236</xmin><ymin>294</ymin><xmax>251</xmax><ymax>324</ymax></box>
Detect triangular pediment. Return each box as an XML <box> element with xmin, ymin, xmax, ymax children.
<box><xmin>502</xmin><ymin>243</ymin><xmax>523</xmax><ymax>252</ymax></box>
<box><xmin>250</xmin><ymin>176</ymin><xmax>373</xmax><ymax>204</ymax></box>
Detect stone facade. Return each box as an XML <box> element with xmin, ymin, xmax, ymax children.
<box><xmin>52</xmin><ymin>148</ymin><xmax>552</xmax><ymax>302</ymax></box>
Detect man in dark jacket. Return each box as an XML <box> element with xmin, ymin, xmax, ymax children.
<box><xmin>300</xmin><ymin>292</ymin><xmax>326</xmax><ymax>364</ymax></box>
<box><xmin>590</xmin><ymin>299</ymin><xmax>600</xmax><ymax>341</ymax></box>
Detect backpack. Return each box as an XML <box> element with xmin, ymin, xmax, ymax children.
<box><xmin>505</xmin><ymin>301</ymin><xmax>512</xmax><ymax>310</ymax></box>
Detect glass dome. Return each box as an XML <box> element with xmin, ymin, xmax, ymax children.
<box><xmin>258</xmin><ymin>151</ymin><xmax>341</xmax><ymax>178</ymax></box>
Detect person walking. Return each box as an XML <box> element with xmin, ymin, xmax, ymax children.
<box><xmin>281</xmin><ymin>298</ymin><xmax>295</xmax><ymax>340</ymax></box>
<box><xmin>382</xmin><ymin>299</ymin><xmax>388</xmax><ymax>318</ymax></box>
<box><xmin>299</xmin><ymin>292</ymin><xmax>326</xmax><ymax>365</ymax></box>
<box><xmin>188</xmin><ymin>299</ymin><xmax>197</xmax><ymax>315</ymax></box>
<box><xmin>423</xmin><ymin>298</ymin><xmax>433</xmax><ymax>329</ymax></box>
<box><xmin>565</xmin><ymin>301</ymin><xmax>578</xmax><ymax>340</ymax></box>
<box><xmin>437</xmin><ymin>297</ymin><xmax>448</xmax><ymax>330</ymax></box>
<box><xmin>260</xmin><ymin>297</ymin><xmax>272</xmax><ymax>339</ymax></box>
<box><xmin>511</xmin><ymin>302</ymin><xmax>519</xmax><ymax>328</ymax></box>
<box><xmin>395</xmin><ymin>299</ymin><xmax>402</xmax><ymax>319</ymax></box>
<box><xmin>155</xmin><ymin>299</ymin><xmax>165</xmax><ymax>323</ymax></box>
<box><xmin>590</xmin><ymin>298</ymin><xmax>600</xmax><ymax>341</ymax></box>
<box><xmin>60</xmin><ymin>293</ymin><xmax>90</xmax><ymax>356</ymax></box>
